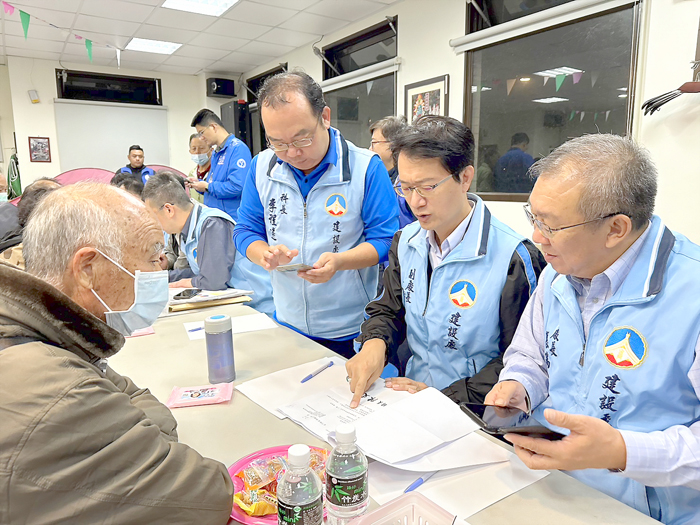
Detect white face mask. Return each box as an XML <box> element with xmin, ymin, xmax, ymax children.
<box><xmin>191</xmin><ymin>153</ymin><xmax>210</xmax><ymax>167</ymax></box>
<box><xmin>91</xmin><ymin>249</ymin><xmax>169</xmax><ymax>337</ymax></box>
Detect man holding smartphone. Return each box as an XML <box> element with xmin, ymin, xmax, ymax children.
<box><xmin>486</xmin><ymin>135</ymin><xmax>700</xmax><ymax>524</ymax></box>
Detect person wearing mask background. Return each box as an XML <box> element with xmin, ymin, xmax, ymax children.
<box><xmin>115</xmin><ymin>145</ymin><xmax>155</xmax><ymax>185</ymax></box>
<box><xmin>0</xmin><ymin>182</ymin><xmax>233</xmax><ymax>523</ymax></box>
<box><xmin>189</xmin><ymin>109</ymin><xmax>251</xmax><ymax>221</ymax></box>
<box><xmin>187</xmin><ymin>133</ymin><xmax>212</xmax><ymax>204</ymax></box>
<box><xmin>369</xmin><ymin>115</ymin><xmax>415</xmax><ymax>229</ymax></box>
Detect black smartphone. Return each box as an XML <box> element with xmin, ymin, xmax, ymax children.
<box><xmin>173</xmin><ymin>288</ymin><xmax>202</xmax><ymax>300</ymax></box>
<box><xmin>459</xmin><ymin>403</ymin><xmax>565</xmax><ymax>441</ymax></box>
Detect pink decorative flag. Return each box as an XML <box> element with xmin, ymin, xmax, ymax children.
<box><xmin>75</xmin><ymin>34</ymin><xmax>83</xmax><ymax>40</ymax></box>
<box><xmin>572</xmin><ymin>72</ymin><xmax>583</xmax><ymax>84</ymax></box>
<box><xmin>2</xmin><ymin>1</ymin><xmax>14</xmax><ymax>15</ymax></box>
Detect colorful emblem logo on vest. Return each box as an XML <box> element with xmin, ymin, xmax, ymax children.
<box><xmin>449</xmin><ymin>280</ymin><xmax>477</xmax><ymax>309</ymax></box>
<box><xmin>325</xmin><ymin>194</ymin><xmax>347</xmax><ymax>216</ymax></box>
<box><xmin>603</xmin><ymin>327</ymin><xmax>647</xmax><ymax>369</ymax></box>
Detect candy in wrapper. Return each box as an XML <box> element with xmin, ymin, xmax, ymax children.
<box><xmin>234</xmin><ymin>489</ymin><xmax>277</xmax><ymax>516</ymax></box>
<box><xmin>236</xmin><ymin>455</ymin><xmax>287</xmax><ymax>490</ymax></box>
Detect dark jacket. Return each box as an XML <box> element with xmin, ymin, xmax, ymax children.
<box><xmin>357</xmin><ymin>230</ymin><xmax>546</xmax><ymax>404</ymax></box>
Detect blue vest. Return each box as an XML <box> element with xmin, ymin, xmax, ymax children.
<box><xmin>536</xmin><ymin>216</ymin><xmax>700</xmax><ymax>524</ymax></box>
<box><xmin>397</xmin><ymin>195</ymin><xmax>536</xmax><ymax>390</ymax></box>
<box><xmin>253</xmin><ymin>130</ymin><xmax>377</xmax><ymax>339</ymax></box>
<box><xmin>120</xmin><ymin>165</ymin><xmax>155</xmax><ymax>185</ymax></box>
<box><xmin>182</xmin><ymin>202</ymin><xmax>274</xmax><ymax>316</ymax></box>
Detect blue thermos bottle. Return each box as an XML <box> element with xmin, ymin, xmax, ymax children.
<box><xmin>204</xmin><ymin>314</ymin><xmax>235</xmax><ymax>383</ymax></box>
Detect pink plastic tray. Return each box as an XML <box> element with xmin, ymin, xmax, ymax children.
<box><xmin>228</xmin><ymin>445</ymin><xmax>326</xmax><ymax>524</ymax></box>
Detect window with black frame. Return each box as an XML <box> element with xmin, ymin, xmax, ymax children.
<box><xmin>245</xmin><ymin>64</ymin><xmax>287</xmax><ymax>156</ymax></box>
<box><xmin>468</xmin><ymin>5</ymin><xmax>639</xmax><ymax>198</ymax></box>
<box><xmin>324</xmin><ymin>74</ymin><xmax>396</xmax><ymax>148</ymax></box>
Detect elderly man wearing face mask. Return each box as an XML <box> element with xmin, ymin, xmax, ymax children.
<box><xmin>187</xmin><ymin>133</ymin><xmax>212</xmax><ymax>204</ymax></box>
<box><xmin>0</xmin><ymin>183</ymin><xmax>233</xmax><ymax>524</ymax></box>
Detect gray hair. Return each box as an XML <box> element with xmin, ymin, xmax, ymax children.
<box><xmin>531</xmin><ymin>134</ymin><xmax>657</xmax><ymax>230</ymax></box>
<box><xmin>142</xmin><ymin>171</ymin><xmax>192</xmax><ymax>209</ymax></box>
<box><xmin>24</xmin><ymin>183</ymin><xmax>129</xmax><ymax>287</ymax></box>
<box><xmin>369</xmin><ymin>115</ymin><xmax>408</xmax><ymax>142</ymax></box>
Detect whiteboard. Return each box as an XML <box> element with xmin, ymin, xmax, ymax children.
<box><xmin>54</xmin><ymin>99</ymin><xmax>170</xmax><ymax>173</ymax></box>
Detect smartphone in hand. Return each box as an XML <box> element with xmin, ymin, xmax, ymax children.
<box><xmin>459</xmin><ymin>403</ymin><xmax>566</xmax><ymax>441</ymax></box>
<box><xmin>276</xmin><ymin>263</ymin><xmax>314</xmax><ymax>272</ymax></box>
<box><xmin>173</xmin><ymin>288</ymin><xmax>202</xmax><ymax>300</ymax></box>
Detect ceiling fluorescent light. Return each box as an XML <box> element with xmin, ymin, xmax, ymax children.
<box><xmin>617</xmin><ymin>87</ymin><xmax>628</xmax><ymax>91</ymax></box>
<box><xmin>532</xmin><ymin>97</ymin><xmax>569</xmax><ymax>104</ymax></box>
<box><xmin>126</xmin><ymin>38</ymin><xmax>182</xmax><ymax>55</ymax></box>
<box><xmin>533</xmin><ymin>66</ymin><xmax>584</xmax><ymax>78</ymax></box>
<box><xmin>162</xmin><ymin>0</ymin><xmax>239</xmax><ymax>17</ymax></box>
<box><xmin>618</xmin><ymin>94</ymin><xmax>628</xmax><ymax>98</ymax></box>
<box><xmin>520</xmin><ymin>77</ymin><xmax>531</xmax><ymax>82</ymax></box>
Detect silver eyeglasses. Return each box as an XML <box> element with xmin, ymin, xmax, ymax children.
<box><xmin>394</xmin><ymin>174</ymin><xmax>453</xmax><ymax>199</ymax></box>
<box><xmin>523</xmin><ymin>203</ymin><xmax>624</xmax><ymax>239</ymax></box>
<box><xmin>267</xmin><ymin>122</ymin><xmax>320</xmax><ymax>152</ymax></box>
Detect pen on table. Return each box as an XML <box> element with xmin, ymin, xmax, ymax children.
<box><xmin>300</xmin><ymin>361</ymin><xmax>334</xmax><ymax>383</ymax></box>
<box><xmin>404</xmin><ymin>471</ymin><xmax>437</xmax><ymax>493</ymax></box>
<box><xmin>188</xmin><ymin>326</ymin><xmax>204</xmax><ymax>333</ymax></box>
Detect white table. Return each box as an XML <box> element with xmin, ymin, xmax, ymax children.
<box><xmin>110</xmin><ymin>304</ymin><xmax>657</xmax><ymax>525</ymax></box>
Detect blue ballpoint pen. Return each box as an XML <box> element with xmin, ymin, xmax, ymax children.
<box><xmin>300</xmin><ymin>361</ymin><xmax>334</xmax><ymax>383</ymax></box>
<box><xmin>404</xmin><ymin>471</ymin><xmax>437</xmax><ymax>493</ymax></box>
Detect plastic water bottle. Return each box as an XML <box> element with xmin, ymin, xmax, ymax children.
<box><xmin>277</xmin><ymin>444</ymin><xmax>323</xmax><ymax>525</ymax></box>
<box><xmin>325</xmin><ymin>424</ymin><xmax>369</xmax><ymax>525</ymax></box>
<box><xmin>204</xmin><ymin>314</ymin><xmax>235</xmax><ymax>383</ymax></box>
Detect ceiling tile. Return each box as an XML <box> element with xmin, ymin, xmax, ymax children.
<box><xmin>61</xmin><ymin>53</ymin><xmax>115</xmax><ymax>66</ymax></box>
<box><xmin>5</xmin><ymin>47</ymin><xmax>62</xmax><ymax>61</ymax></box>
<box><xmin>218</xmin><ymin>50</ymin><xmax>270</xmax><ymax>66</ymax></box>
<box><xmin>279</xmin><ymin>12</ymin><xmax>348</xmax><ymax>34</ymax></box>
<box><xmin>145</xmin><ymin>7</ymin><xmax>216</xmax><ymax>31</ymax></box>
<box><xmin>10</xmin><ymin>0</ymin><xmax>82</xmax><ymax>13</ymax></box>
<box><xmin>189</xmin><ymin>33</ymin><xmax>249</xmax><ymax>51</ymax></box>
<box><xmin>80</xmin><ymin>0</ymin><xmax>156</xmax><ymax>21</ymax></box>
<box><xmin>3</xmin><ymin>20</ymin><xmax>68</xmax><ymax>42</ymax></box>
<box><xmin>247</xmin><ymin>0</ymin><xmax>320</xmax><ymax>10</ymax></box>
<box><xmin>156</xmin><ymin>64</ymin><xmax>201</xmax><ymax>75</ymax></box>
<box><xmin>224</xmin><ymin>1</ymin><xmax>299</xmax><ymax>27</ymax></box>
<box><xmin>73</xmin><ymin>15</ymin><xmax>140</xmax><ymax>37</ymax></box>
<box><xmin>119</xmin><ymin>49</ymin><xmax>169</xmax><ymax>65</ymax></box>
<box><xmin>256</xmin><ymin>27</ymin><xmax>319</xmax><ymax>48</ymax></box>
<box><xmin>132</xmin><ymin>25</ymin><xmax>198</xmax><ymax>45</ymax></box>
<box><xmin>208</xmin><ymin>18</ymin><xmax>272</xmax><ymax>40</ymax></box>
<box><xmin>121</xmin><ymin>0</ymin><xmax>162</xmax><ymax>5</ymax></box>
<box><xmin>5</xmin><ymin>5</ymin><xmax>77</xmax><ymax>27</ymax></box>
<box><xmin>236</xmin><ymin>40</ymin><xmax>295</xmax><ymax>57</ymax></box>
<box><xmin>173</xmin><ymin>45</ymin><xmax>230</xmax><ymax>60</ymax></box>
<box><xmin>306</xmin><ymin>0</ymin><xmax>384</xmax><ymax>22</ymax></box>
<box><xmin>4</xmin><ymin>35</ymin><xmax>64</xmax><ymax>52</ymax></box>
<box><xmin>162</xmin><ymin>55</ymin><xmax>214</xmax><ymax>68</ymax></box>
<box><xmin>208</xmin><ymin>61</ymin><xmax>250</xmax><ymax>74</ymax></box>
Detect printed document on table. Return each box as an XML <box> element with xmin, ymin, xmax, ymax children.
<box><xmin>369</xmin><ymin>452</ymin><xmax>549</xmax><ymax>519</ymax></box>
<box><xmin>236</xmin><ymin>357</ymin><xmax>354</xmax><ymax>419</ymax></box>
<box><xmin>280</xmin><ymin>386</ymin><xmax>480</xmax><ymax>464</ymax></box>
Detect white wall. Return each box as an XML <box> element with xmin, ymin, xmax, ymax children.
<box><xmin>0</xmin><ymin>64</ymin><xmax>16</xmax><ymax>179</ymax></box>
<box><xmin>6</xmin><ymin>56</ymin><xmax>215</xmax><ymax>184</ymax></box>
<box><xmin>243</xmin><ymin>0</ymin><xmax>467</xmax><ymax>122</ymax></box>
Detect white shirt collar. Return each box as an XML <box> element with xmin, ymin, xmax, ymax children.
<box><xmin>425</xmin><ymin>200</ymin><xmax>475</xmax><ymax>268</ymax></box>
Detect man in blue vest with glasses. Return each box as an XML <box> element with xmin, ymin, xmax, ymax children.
<box><xmin>346</xmin><ymin>115</ymin><xmax>545</xmax><ymax>408</ymax></box>
<box><xmin>233</xmin><ymin>71</ymin><xmax>398</xmax><ymax>359</ymax></box>
<box><xmin>486</xmin><ymin>134</ymin><xmax>700</xmax><ymax>524</ymax></box>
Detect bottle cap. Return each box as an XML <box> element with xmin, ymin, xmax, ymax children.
<box><xmin>287</xmin><ymin>444</ymin><xmax>311</xmax><ymax>468</ymax></box>
<box><xmin>205</xmin><ymin>314</ymin><xmax>232</xmax><ymax>333</ymax></box>
<box><xmin>335</xmin><ymin>423</ymin><xmax>356</xmax><ymax>444</ymax></box>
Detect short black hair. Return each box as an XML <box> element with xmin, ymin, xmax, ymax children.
<box><xmin>191</xmin><ymin>108</ymin><xmax>224</xmax><ymax>128</ymax></box>
<box><xmin>369</xmin><ymin>115</ymin><xmax>408</xmax><ymax>142</ymax></box>
<box><xmin>391</xmin><ymin>115</ymin><xmax>475</xmax><ymax>181</ymax></box>
<box><xmin>17</xmin><ymin>178</ymin><xmax>61</xmax><ymax>228</ymax></box>
<box><xmin>128</xmin><ymin>145</ymin><xmax>144</xmax><ymax>153</ymax></box>
<box><xmin>511</xmin><ymin>133</ymin><xmax>529</xmax><ymax>146</ymax></box>
<box><xmin>257</xmin><ymin>70</ymin><xmax>326</xmax><ymax>119</ymax></box>
<box><xmin>142</xmin><ymin>171</ymin><xmax>192</xmax><ymax>209</ymax></box>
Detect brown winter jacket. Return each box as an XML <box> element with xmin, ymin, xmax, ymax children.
<box><xmin>0</xmin><ymin>262</ymin><xmax>233</xmax><ymax>524</ymax></box>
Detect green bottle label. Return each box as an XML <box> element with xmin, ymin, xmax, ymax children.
<box><xmin>278</xmin><ymin>496</ymin><xmax>322</xmax><ymax>524</ymax></box>
<box><xmin>326</xmin><ymin>471</ymin><xmax>368</xmax><ymax>507</ymax></box>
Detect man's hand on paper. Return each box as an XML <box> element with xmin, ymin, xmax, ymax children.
<box><xmin>261</xmin><ymin>244</ymin><xmax>299</xmax><ymax>270</ymax></box>
<box><xmin>504</xmin><ymin>408</ymin><xmax>627</xmax><ymax>472</ymax></box>
<box><xmin>299</xmin><ymin>252</ymin><xmax>340</xmax><ymax>284</ymax></box>
<box><xmin>169</xmin><ymin>278</ymin><xmax>193</xmax><ymax>289</ymax></box>
<box><xmin>485</xmin><ymin>380</ymin><xmax>529</xmax><ymax>412</ymax></box>
<box><xmin>384</xmin><ymin>377</ymin><xmax>427</xmax><ymax>394</ymax></box>
<box><xmin>346</xmin><ymin>339</ymin><xmax>386</xmax><ymax>408</ymax></box>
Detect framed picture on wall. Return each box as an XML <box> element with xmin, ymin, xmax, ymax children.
<box><xmin>28</xmin><ymin>137</ymin><xmax>51</xmax><ymax>162</ymax></box>
<box><xmin>404</xmin><ymin>75</ymin><xmax>449</xmax><ymax>123</ymax></box>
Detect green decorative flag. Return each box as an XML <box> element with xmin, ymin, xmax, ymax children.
<box><xmin>569</xmin><ymin>110</ymin><xmax>575</xmax><ymax>121</ymax></box>
<box><xmin>594</xmin><ymin>112</ymin><xmax>598</xmax><ymax>122</ymax></box>
<box><xmin>555</xmin><ymin>74</ymin><xmax>566</xmax><ymax>92</ymax></box>
<box><xmin>85</xmin><ymin>39</ymin><xmax>93</xmax><ymax>62</ymax></box>
<box><xmin>19</xmin><ymin>10</ymin><xmax>30</xmax><ymax>39</ymax></box>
